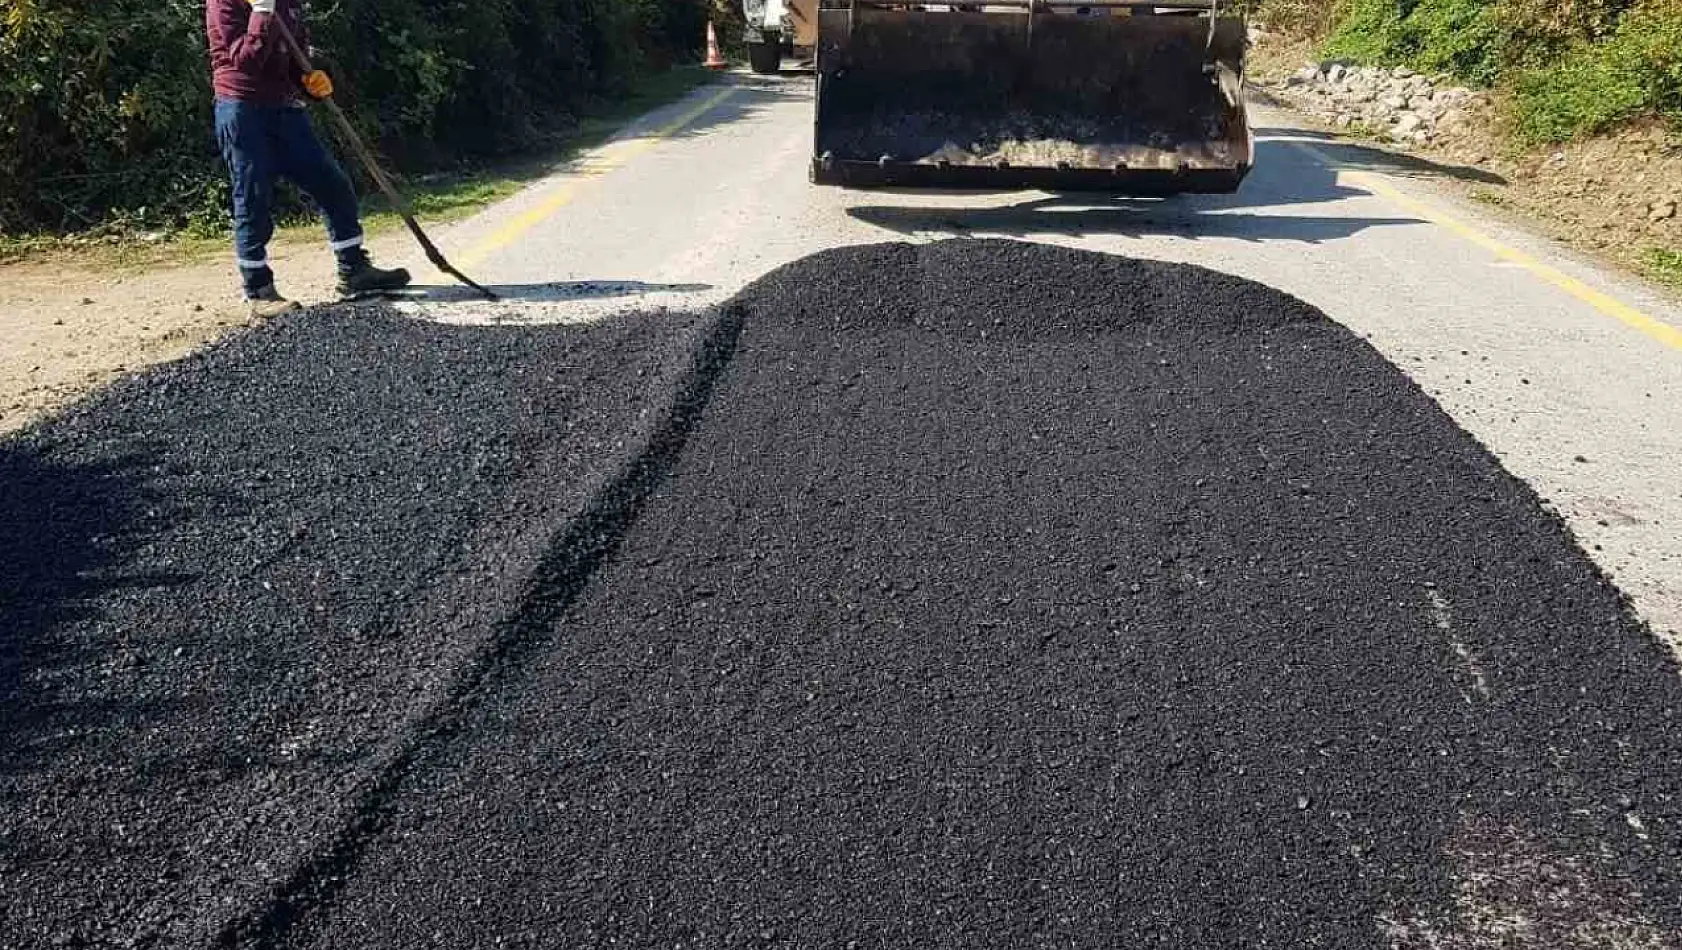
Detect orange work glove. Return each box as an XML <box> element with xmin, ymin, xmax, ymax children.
<box><xmin>302</xmin><ymin>70</ymin><xmax>334</xmax><ymax>100</ymax></box>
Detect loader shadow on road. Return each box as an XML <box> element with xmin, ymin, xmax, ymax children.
<box><xmin>844</xmin><ymin>137</ymin><xmax>1424</xmax><ymax>243</ymax></box>
<box><xmin>1256</xmin><ymin>126</ymin><xmax>1510</xmax><ymax>187</ymax></box>
<box><xmin>847</xmin><ymin>198</ymin><xmax>1418</xmax><ymax>243</ymax></box>
<box><xmin>394</xmin><ymin>280</ymin><xmax>714</xmax><ymax>305</ymax></box>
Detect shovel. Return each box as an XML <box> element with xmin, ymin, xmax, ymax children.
<box><xmin>269</xmin><ymin>17</ymin><xmax>499</xmax><ymax>301</ymax></box>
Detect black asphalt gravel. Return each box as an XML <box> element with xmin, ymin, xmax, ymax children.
<box><xmin>6</xmin><ymin>240</ymin><xmax>1682</xmax><ymax>949</ymax></box>
<box><xmin>1</xmin><ymin>308</ymin><xmax>705</xmax><ymax>948</ymax></box>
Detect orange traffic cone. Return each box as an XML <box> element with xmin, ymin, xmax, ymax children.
<box><xmin>704</xmin><ymin>21</ymin><xmax>728</xmax><ymax>70</ymax></box>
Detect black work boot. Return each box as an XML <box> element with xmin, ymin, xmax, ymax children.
<box><xmin>247</xmin><ymin>285</ymin><xmax>303</xmax><ymax>322</ymax></box>
<box><xmin>336</xmin><ymin>253</ymin><xmax>412</xmax><ymax>299</ymax></box>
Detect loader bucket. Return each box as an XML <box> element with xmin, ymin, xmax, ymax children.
<box><xmin>811</xmin><ymin>2</ymin><xmax>1252</xmax><ymax>194</ymax></box>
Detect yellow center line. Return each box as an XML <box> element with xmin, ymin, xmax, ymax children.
<box><xmin>1288</xmin><ymin>141</ymin><xmax>1682</xmax><ymax>353</ymax></box>
<box><xmin>453</xmin><ymin>85</ymin><xmax>738</xmax><ymax>270</ymax></box>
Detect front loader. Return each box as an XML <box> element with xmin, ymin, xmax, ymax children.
<box><xmin>811</xmin><ymin>1</ymin><xmax>1253</xmax><ymax>195</ymax></box>
<box><xmin>744</xmin><ymin>0</ymin><xmax>820</xmax><ymax>74</ymax></box>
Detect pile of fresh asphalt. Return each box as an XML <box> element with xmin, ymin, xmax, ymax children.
<box><xmin>275</xmin><ymin>241</ymin><xmax>1676</xmax><ymax>949</ymax></box>
<box><xmin>6</xmin><ymin>240</ymin><xmax>1682</xmax><ymax>949</ymax></box>
<box><xmin>0</xmin><ymin>307</ymin><xmax>708</xmax><ymax>948</ymax></box>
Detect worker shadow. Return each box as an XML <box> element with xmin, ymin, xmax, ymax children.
<box><xmin>843</xmin><ymin>136</ymin><xmax>1429</xmax><ymax>243</ymax></box>
<box><xmin>0</xmin><ymin>445</ymin><xmax>200</xmax><ymax>776</ymax></box>
<box><xmin>392</xmin><ymin>280</ymin><xmax>714</xmax><ymax>304</ymax></box>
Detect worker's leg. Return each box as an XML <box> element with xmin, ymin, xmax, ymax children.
<box><xmin>271</xmin><ymin>105</ymin><xmax>367</xmax><ymax>270</ymax></box>
<box><xmin>273</xmin><ymin>106</ymin><xmax>409</xmax><ymax>295</ymax></box>
<box><xmin>214</xmin><ymin>100</ymin><xmax>280</xmax><ymax>298</ymax></box>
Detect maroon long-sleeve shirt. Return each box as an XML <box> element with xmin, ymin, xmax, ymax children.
<box><xmin>206</xmin><ymin>0</ymin><xmax>309</xmax><ymax>104</ymax></box>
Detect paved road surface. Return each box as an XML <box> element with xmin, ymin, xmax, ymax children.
<box><xmin>5</xmin><ymin>71</ymin><xmax>1682</xmax><ymax>949</ymax></box>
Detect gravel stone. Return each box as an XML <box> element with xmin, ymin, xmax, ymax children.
<box><xmin>0</xmin><ymin>307</ymin><xmax>704</xmax><ymax>948</ymax></box>
<box><xmin>1270</xmin><ymin>61</ymin><xmax>1488</xmax><ymax>146</ymax></box>
<box><xmin>296</xmin><ymin>244</ymin><xmax>1682</xmax><ymax>948</ymax></box>
<box><xmin>7</xmin><ymin>241</ymin><xmax>1682</xmax><ymax>950</ymax></box>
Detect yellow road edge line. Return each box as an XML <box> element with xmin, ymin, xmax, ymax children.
<box><xmin>1289</xmin><ymin>141</ymin><xmax>1682</xmax><ymax>353</ymax></box>
<box><xmin>455</xmin><ymin>85</ymin><xmax>738</xmax><ymax>269</ymax></box>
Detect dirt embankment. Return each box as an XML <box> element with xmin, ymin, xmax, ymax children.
<box><xmin>1250</xmin><ymin>30</ymin><xmax>1682</xmax><ymax>290</ymax></box>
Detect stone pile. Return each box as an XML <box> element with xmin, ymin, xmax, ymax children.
<box><xmin>1277</xmin><ymin>61</ymin><xmax>1488</xmax><ymax>145</ymax></box>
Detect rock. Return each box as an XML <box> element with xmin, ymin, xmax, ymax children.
<box><xmin>1289</xmin><ymin>64</ymin><xmax>1321</xmax><ymax>86</ymax></box>
<box><xmin>1394</xmin><ymin>66</ymin><xmax>1415</xmax><ymax>79</ymax></box>
<box><xmin>1352</xmin><ymin>89</ymin><xmax>1377</xmax><ymax>104</ymax></box>
<box><xmin>1648</xmin><ymin>199</ymin><xmax>1677</xmax><ymax>222</ymax></box>
<box><xmin>1327</xmin><ymin>63</ymin><xmax>1347</xmax><ymax>84</ymax></box>
<box><xmin>1382</xmin><ymin>95</ymin><xmax>1408</xmax><ymax>110</ymax></box>
<box><xmin>1394</xmin><ymin>113</ymin><xmax>1424</xmax><ymax>136</ymax></box>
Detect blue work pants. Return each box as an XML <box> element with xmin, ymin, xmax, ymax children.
<box><xmin>214</xmin><ymin>99</ymin><xmax>366</xmax><ymax>296</ymax></box>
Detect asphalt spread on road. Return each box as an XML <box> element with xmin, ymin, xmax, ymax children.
<box><xmin>5</xmin><ymin>240</ymin><xmax>1682</xmax><ymax>949</ymax></box>
<box><xmin>1</xmin><ymin>307</ymin><xmax>706</xmax><ymax>948</ymax></box>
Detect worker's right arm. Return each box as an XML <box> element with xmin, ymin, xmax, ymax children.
<box><xmin>211</xmin><ymin>0</ymin><xmax>278</xmax><ymax>72</ymax></box>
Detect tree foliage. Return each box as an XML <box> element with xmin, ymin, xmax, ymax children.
<box><xmin>0</xmin><ymin>0</ymin><xmax>709</xmax><ymax>233</ymax></box>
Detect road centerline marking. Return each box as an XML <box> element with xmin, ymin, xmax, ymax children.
<box><xmin>454</xmin><ymin>85</ymin><xmax>738</xmax><ymax>270</ymax></box>
<box><xmin>1289</xmin><ymin>141</ymin><xmax>1682</xmax><ymax>353</ymax></box>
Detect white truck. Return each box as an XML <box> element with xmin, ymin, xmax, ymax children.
<box><xmin>741</xmin><ymin>0</ymin><xmax>818</xmax><ymax>74</ymax></box>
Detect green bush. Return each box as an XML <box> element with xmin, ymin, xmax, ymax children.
<box><xmin>1498</xmin><ymin>0</ymin><xmax>1638</xmax><ymax>64</ymax></box>
<box><xmin>1319</xmin><ymin>0</ymin><xmax>1408</xmax><ymax>64</ymax></box>
<box><xmin>1232</xmin><ymin>0</ymin><xmax>1342</xmax><ymax>36</ymax></box>
<box><xmin>1283</xmin><ymin>0</ymin><xmax>1682</xmax><ymax>143</ymax></box>
<box><xmin>1405</xmin><ymin>0</ymin><xmax>1506</xmax><ymax>82</ymax></box>
<box><xmin>1509</xmin><ymin>42</ymin><xmax>1650</xmax><ymax>143</ymax></box>
<box><xmin>1320</xmin><ymin>0</ymin><xmax>1504</xmax><ymax>85</ymax></box>
<box><xmin>1</xmin><ymin>0</ymin><xmax>214</xmax><ymax>231</ymax></box>
<box><xmin>1511</xmin><ymin>0</ymin><xmax>1682</xmax><ymax>142</ymax></box>
<box><xmin>0</xmin><ymin>0</ymin><xmax>710</xmax><ymax>234</ymax></box>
